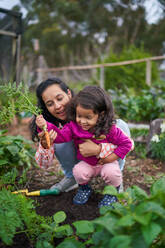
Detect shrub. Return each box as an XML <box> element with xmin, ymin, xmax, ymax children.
<box><xmin>109</xmin><ymin>86</ymin><xmax>165</xmax><ymax>122</ymax></box>
<box><xmin>101</xmin><ymin>45</ymin><xmax>159</xmax><ymax>92</ymax></box>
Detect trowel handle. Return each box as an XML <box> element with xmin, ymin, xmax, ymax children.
<box><xmin>40</xmin><ymin>188</ymin><xmax>60</xmax><ymax>196</ymax></box>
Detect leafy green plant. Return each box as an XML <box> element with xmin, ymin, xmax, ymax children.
<box><xmin>150</xmin><ymin>122</ymin><xmax>165</xmax><ymax>161</ymax></box>
<box><xmin>110</xmin><ymin>86</ymin><xmax>165</xmax><ymax>122</ymax></box>
<box><xmin>56</xmin><ymin>177</ymin><xmax>165</xmax><ymax>248</ymax></box>
<box><xmin>0</xmin><ymin>129</ymin><xmax>36</xmax><ymax>188</ymax></box>
<box><xmin>0</xmin><ymin>188</ymin><xmax>50</xmax><ymax>246</ymax></box>
<box><xmin>36</xmin><ymin>211</ymin><xmax>73</xmax><ymax>247</ymax></box>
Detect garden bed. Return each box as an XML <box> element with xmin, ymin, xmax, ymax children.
<box><xmin>0</xmin><ymin>122</ymin><xmax>165</xmax><ymax>247</ymax></box>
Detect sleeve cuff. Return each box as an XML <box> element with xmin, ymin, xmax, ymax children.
<box><xmin>99</xmin><ymin>143</ymin><xmax>117</xmax><ymax>159</ymax></box>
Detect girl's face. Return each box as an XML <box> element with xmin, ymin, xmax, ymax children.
<box><xmin>76</xmin><ymin>104</ymin><xmax>99</xmax><ymax>131</ymax></box>
<box><xmin>42</xmin><ymin>84</ymin><xmax>72</xmax><ymax>120</ymax></box>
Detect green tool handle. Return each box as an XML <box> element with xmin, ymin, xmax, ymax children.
<box><xmin>40</xmin><ymin>188</ymin><xmax>60</xmax><ymax>196</ymax></box>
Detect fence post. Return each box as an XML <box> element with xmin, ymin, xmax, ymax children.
<box><xmin>146</xmin><ymin>59</ymin><xmax>151</xmax><ymax>86</ymax></box>
<box><xmin>16</xmin><ymin>34</ymin><xmax>21</xmax><ymax>85</ymax></box>
<box><xmin>100</xmin><ymin>66</ymin><xmax>104</xmax><ymax>89</ymax></box>
<box><xmin>63</xmin><ymin>69</ymin><xmax>68</xmax><ymax>83</ymax></box>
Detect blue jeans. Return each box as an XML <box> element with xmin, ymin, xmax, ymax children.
<box><xmin>54</xmin><ymin>119</ymin><xmax>130</xmax><ymax>178</ymax></box>
<box><xmin>54</xmin><ymin>141</ymin><xmax>79</xmax><ymax>178</ymax></box>
<box><xmin>116</xmin><ymin>119</ymin><xmax>131</xmax><ymax>171</ymax></box>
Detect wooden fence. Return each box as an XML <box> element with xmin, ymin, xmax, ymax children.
<box><xmin>36</xmin><ymin>55</ymin><xmax>165</xmax><ymax>89</ymax></box>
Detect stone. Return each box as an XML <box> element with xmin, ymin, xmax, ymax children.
<box><xmin>146</xmin><ymin>118</ymin><xmax>165</xmax><ymax>153</ymax></box>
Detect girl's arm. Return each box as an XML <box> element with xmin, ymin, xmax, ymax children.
<box><xmin>36</xmin><ymin>115</ymin><xmax>73</xmax><ymax>143</ymax></box>
<box><xmin>47</xmin><ymin>122</ymin><xmax>73</xmax><ymax>143</ymax></box>
<box><xmin>106</xmin><ymin>125</ymin><xmax>133</xmax><ymax>160</ymax></box>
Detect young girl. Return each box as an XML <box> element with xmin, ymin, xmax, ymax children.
<box><xmin>36</xmin><ymin>86</ymin><xmax>133</xmax><ymax>207</ymax></box>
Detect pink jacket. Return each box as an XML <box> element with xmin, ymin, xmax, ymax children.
<box><xmin>42</xmin><ymin>121</ymin><xmax>133</xmax><ymax>166</ymax></box>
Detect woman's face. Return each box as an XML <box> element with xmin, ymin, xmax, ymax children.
<box><xmin>42</xmin><ymin>84</ymin><xmax>72</xmax><ymax>120</ymax></box>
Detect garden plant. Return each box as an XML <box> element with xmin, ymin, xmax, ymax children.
<box><xmin>0</xmin><ymin>82</ymin><xmax>165</xmax><ymax>247</ymax></box>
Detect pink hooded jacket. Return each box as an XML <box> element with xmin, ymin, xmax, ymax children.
<box><xmin>39</xmin><ymin>121</ymin><xmax>133</xmax><ymax>166</ymax></box>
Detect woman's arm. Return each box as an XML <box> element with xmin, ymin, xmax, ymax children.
<box><xmin>35</xmin><ymin>129</ymin><xmax>58</xmax><ymax>168</ymax></box>
<box><xmin>79</xmin><ymin>140</ymin><xmax>117</xmax><ymax>158</ymax></box>
<box><xmin>35</xmin><ymin>142</ymin><xmax>54</xmax><ymax>169</ymax></box>
<box><xmin>79</xmin><ymin>139</ymin><xmax>101</xmax><ymax>157</ymax></box>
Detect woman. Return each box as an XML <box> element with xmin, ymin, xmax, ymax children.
<box><xmin>30</xmin><ymin>77</ymin><xmax>131</xmax><ymax>193</ymax></box>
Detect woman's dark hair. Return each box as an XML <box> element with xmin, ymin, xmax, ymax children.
<box><xmin>30</xmin><ymin>77</ymin><xmax>73</xmax><ymax>141</ymax></box>
<box><xmin>67</xmin><ymin>85</ymin><xmax>116</xmax><ymax>137</ymax></box>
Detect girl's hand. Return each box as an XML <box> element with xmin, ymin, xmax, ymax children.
<box><xmin>38</xmin><ymin>130</ymin><xmax>57</xmax><ymax>149</ymax></box>
<box><xmin>79</xmin><ymin>139</ymin><xmax>101</xmax><ymax>157</ymax></box>
<box><xmin>36</xmin><ymin>115</ymin><xmax>47</xmax><ymax>130</ymax></box>
<box><xmin>98</xmin><ymin>153</ymin><xmax>119</xmax><ymax>165</ymax></box>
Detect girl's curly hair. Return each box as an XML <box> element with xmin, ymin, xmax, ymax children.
<box><xmin>66</xmin><ymin>86</ymin><xmax>116</xmax><ymax>137</ymax></box>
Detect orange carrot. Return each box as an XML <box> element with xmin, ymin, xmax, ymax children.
<box><xmin>45</xmin><ymin>130</ymin><xmax>50</xmax><ymax>149</ymax></box>
<box><xmin>43</xmin><ymin>125</ymin><xmax>50</xmax><ymax>149</ymax></box>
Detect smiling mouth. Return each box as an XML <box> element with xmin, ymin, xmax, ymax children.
<box><xmin>56</xmin><ymin>110</ymin><xmax>65</xmax><ymax>116</ymax></box>
<box><xmin>81</xmin><ymin>125</ymin><xmax>89</xmax><ymax>129</ymax></box>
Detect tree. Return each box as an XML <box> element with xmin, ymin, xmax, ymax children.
<box><xmin>13</xmin><ymin>0</ymin><xmax>165</xmax><ymax>68</ymax></box>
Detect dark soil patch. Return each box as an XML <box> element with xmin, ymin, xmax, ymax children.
<box><xmin>1</xmin><ymin>122</ymin><xmax>165</xmax><ymax>247</ymax></box>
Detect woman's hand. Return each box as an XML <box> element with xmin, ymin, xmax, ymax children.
<box><xmin>79</xmin><ymin>139</ymin><xmax>101</xmax><ymax>157</ymax></box>
<box><xmin>38</xmin><ymin>129</ymin><xmax>57</xmax><ymax>149</ymax></box>
<box><xmin>36</xmin><ymin>115</ymin><xmax>47</xmax><ymax>130</ymax></box>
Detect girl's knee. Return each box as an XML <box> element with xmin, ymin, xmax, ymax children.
<box><xmin>73</xmin><ymin>161</ymin><xmax>94</xmax><ymax>184</ymax></box>
<box><xmin>101</xmin><ymin>162</ymin><xmax>122</xmax><ymax>187</ymax></box>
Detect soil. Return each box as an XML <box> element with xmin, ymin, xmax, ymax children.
<box><xmin>1</xmin><ymin>120</ymin><xmax>165</xmax><ymax>248</ymax></box>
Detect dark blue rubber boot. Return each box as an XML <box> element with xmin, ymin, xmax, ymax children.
<box><xmin>98</xmin><ymin>186</ymin><xmax>120</xmax><ymax>208</ymax></box>
<box><xmin>98</xmin><ymin>194</ymin><xmax>117</xmax><ymax>208</ymax></box>
<box><xmin>73</xmin><ymin>184</ymin><xmax>92</xmax><ymax>205</ymax></box>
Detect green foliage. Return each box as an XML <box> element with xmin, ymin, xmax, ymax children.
<box><xmin>132</xmin><ymin>143</ymin><xmax>147</xmax><ymax>159</ymax></box>
<box><xmin>131</xmin><ymin>128</ymin><xmax>149</xmax><ymax>139</ymax></box>
<box><xmin>102</xmin><ymin>45</ymin><xmax>159</xmax><ymax>92</ymax></box>
<box><xmin>130</xmin><ymin>129</ymin><xmax>148</xmax><ymax>159</ymax></box>
<box><xmin>1</xmin><ymin>178</ymin><xmax>165</xmax><ymax>247</ymax></box>
<box><xmin>19</xmin><ymin>0</ymin><xmax>165</xmax><ymax>68</ymax></box>
<box><xmin>56</xmin><ymin>177</ymin><xmax>165</xmax><ymax>247</ymax></box>
<box><xmin>0</xmin><ymin>130</ymin><xmax>36</xmax><ymax>187</ymax></box>
<box><xmin>110</xmin><ymin>86</ymin><xmax>165</xmax><ymax>122</ymax></box>
<box><xmin>0</xmin><ymin>188</ymin><xmax>50</xmax><ymax>246</ymax></box>
<box><xmin>0</xmin><ymin>82</ymin><xmax>40</xmax><ymax>125</ymax></box>
<box><xmin>150</xmin><ymin>122</ymin><xmax>165</xmax><ymax>161</ymax></box>
<box><xmin>36</xmin><ymin>210</ymin><xmax>73</xmax><ymax>247</ymax></box>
